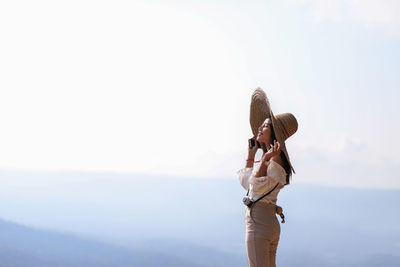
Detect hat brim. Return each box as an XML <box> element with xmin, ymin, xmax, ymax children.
<box><xmin>250</xmin><ymin>88</ymin><xmax>272</xmax><ymax>137</ymax></box>
<box><xmin>250</xmin><ymin>88</ymin><xmax>295</xmax><ymax>174</ymax></box>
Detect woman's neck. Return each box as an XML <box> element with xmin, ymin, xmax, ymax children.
<box><xmin>260</xmin><ymin>142</ymin><xmax>268</xmax><ymax>154</ymax></box>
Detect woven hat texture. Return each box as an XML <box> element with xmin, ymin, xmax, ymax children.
<box><xmin>249</xmin><ymin>87</ymin><xmax>298</xmax><ymax>173</ymax></box>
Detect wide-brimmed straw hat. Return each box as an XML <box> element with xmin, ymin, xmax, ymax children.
<box><xmin>250</xmin><ymin>87</ymin><xmax>298</xmax><ymax>173</ymax></box>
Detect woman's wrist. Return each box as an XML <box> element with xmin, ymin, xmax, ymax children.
<box><xmin>248</xmin><ymin>152</ymin><xmax>256</xmax><ymax>159</ymax></box>
<box><xmin>245</xmin><ymin>158</ymin><xmax>254</xmax><ymax>168</ymax></box>
<box><xmin>262</xmin><ymin>154</ymin><xmax>271</xmax><ymax>163</ymax></box>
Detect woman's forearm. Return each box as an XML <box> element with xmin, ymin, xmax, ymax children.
<box><xmin>245</xmin><ymin>150</ymin><xmax>257</xmax><ymax>168</ymax></box>
<box><xmin>254</xmin><ymin>162</ymin><xmax>268</xmax><ymax>177</ymax></box>
<box><xmin>245</xmin><ymin>160</ymin><xmax>254</xmax><ymax>168</ymax></box>
<box><xmin>254</xmin><ymin>154</ymin><xmax>270</xmax><ymax>177</ymax></box>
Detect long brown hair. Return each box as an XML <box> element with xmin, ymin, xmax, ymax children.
<box><xmin>280</xmin><ymin>152</ymin><xmax>292</xmax><ymax>185</ymax></box>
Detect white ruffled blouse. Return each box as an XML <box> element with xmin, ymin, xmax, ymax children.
<box><xmin>237</xmin><ymin>160</ymin><xmax>287</xmax><ymax>205</ymax></box>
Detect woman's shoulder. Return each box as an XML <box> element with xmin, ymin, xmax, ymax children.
<box><xmin>270</xmin><ymin>155</ymin><xmax>284</xmax><ymax>169</ymax></box>
<box><xmin>269</xmin><ymin>156</ymin><xmax>286</xmax><ymax>176</ymax></box>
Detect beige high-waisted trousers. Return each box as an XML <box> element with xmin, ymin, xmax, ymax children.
<box><xmin>245</xmin><ymin>201</ymin><xmax>280</xmax><ymax>267</ymax></box>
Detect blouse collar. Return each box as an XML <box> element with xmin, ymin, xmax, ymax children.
<box><xmin>255</xmin><ymin>159</ymin><xmax>287</xmax><ymax>175</ymax></box>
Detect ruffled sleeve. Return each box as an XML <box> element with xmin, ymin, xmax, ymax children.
<box><xmin>249</xmin><ymin>162</ymin><xmax>286</xmax><ymax>195</ymax></box>
<box><xmin>237</xmin><ymin>167</ymin><xmax>253</xmax><ymax>190</ymax></box>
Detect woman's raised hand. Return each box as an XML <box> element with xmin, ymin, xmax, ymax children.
<box><xmin>263</xmin><ymin>140</ymin><xmax>281</xmax><ymax>162</ymax></box>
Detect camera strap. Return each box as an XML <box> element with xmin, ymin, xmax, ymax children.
<box><xmin>247</xmin><ymin>183</ymin><xmax>282</xmax><ymax>222</ymax></box>
<box><xmin>246</xmin><ymin>182</ymin><xmax>280</xmax><ymax>204</ymax></box>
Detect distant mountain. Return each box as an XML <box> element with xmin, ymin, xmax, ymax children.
<box><xmin>131</xmin><ymin>239</ymin><xmax>247</xmax><ymax>267</ymax></box>
<box><xmin>0</xmin><ymin>218</ymin><xmax>199</xmax><ymax>267</ymax></box>
<box><xmin>0</xmin><ymin>170</ymin><xmax>399</xmax><ymax>266</ymax></box>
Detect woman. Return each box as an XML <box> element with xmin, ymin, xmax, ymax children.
<box><xmin>237</xmin><ymin>88</ymin><xmax>298</xmax><ymax>267</ymax></box>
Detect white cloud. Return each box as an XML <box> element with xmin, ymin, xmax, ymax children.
<box><xmin>284</xmin><ymin>0</ymin><xmax>400</xmax><ymax>36</ymax></box>
<box><xmin>289</xmin><ymin>139</ymin><xmax>400</xmax><ymax>189</ymax></box>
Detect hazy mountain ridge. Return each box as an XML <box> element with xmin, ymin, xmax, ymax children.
<box><xmin>0</xmin><ymin>217</ymin><xmax>398</xmax><ymax>267</ymax></box>
<box><xmin>0</xmin><ymin>170</ymin><xmax>399</xmax><ymax>266</ymax></box>
<box><xmin>0</xmin><ymin>219</ymin><xmax>199</xmax><ymax>267</ymax></box>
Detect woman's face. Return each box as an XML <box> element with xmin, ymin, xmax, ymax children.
<box><xmin>256</xmin><ymin>118</ymin><xmax>272</xmax><ymax>144</ymax></box>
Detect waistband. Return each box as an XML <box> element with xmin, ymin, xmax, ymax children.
<box><xmin>250</xmin><ymin>202</ymin><xmax>285</xmax><ymax>223</ymax></box>
<box><xmin>253</xmin><ymin>201</ymin><xmax>277</xmax><ymax>209</ymax></box>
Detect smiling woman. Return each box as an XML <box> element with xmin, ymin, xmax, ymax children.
<box><xmin>238</xmin><ymin>88</ymin><xmax>298</xmax><ymax>267</ymax></box>
<box><xmin>1</xmin><ymin>0</ymin><xmax>398</xmax><ymax>187</ymax></box>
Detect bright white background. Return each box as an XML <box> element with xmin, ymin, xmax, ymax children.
<box><xmin>1</xmin><ymin>0</ymin><xmax>399</xmax><ymax>188</ymax></box>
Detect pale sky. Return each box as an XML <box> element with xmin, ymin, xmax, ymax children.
<box><xmin>0</xmin><ymin>0</ymin><xmax>399</xmax><ymax>188</ymax></box>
